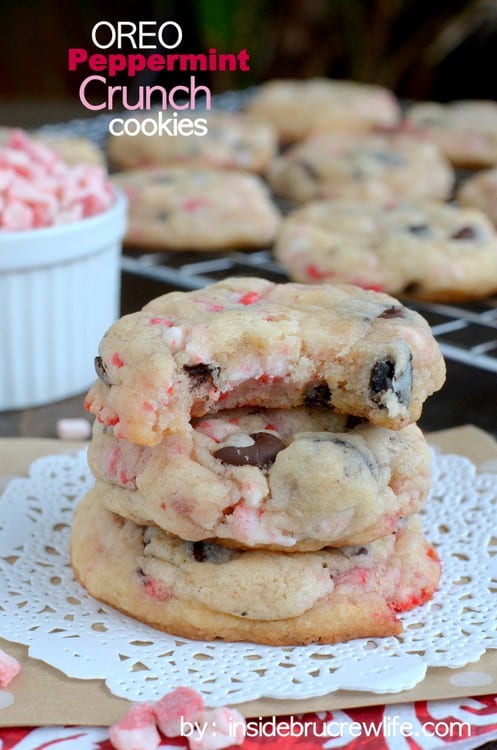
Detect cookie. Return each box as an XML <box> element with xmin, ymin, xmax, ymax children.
<box><xmin>84</xmin><ymin>277</ymin><xmax>446</xmax><ymax>445</ymax></box>
<box><xmin>35</xmin><ymin>134</ymin><xmax>106</xmax><ymax>167</ymax></box>
<box><xmin>107</xmin><ymin>110</ymin><xmax>277</xmax><ymax>173</ymax></box>
<box><xmin>244</xmin><ymin>78</ymin><xmax>401</xmax><ymax>142</ymax></box>
<box><xmin>88</xmin><ymin>409</ymin><xmax>431</xmax><ymax>551</ymax></box>
<box><xmin>267</xmin><ymin>132</ymin><xmax>454</xmax><ymax>205</ymax></box>
<box><xmin>111</xmin><ymin>167</ymin><xmax>281</xmax><ymax>250</ymax></box>
<box><xmin>457</xmin><ymin>168</ymin><xmax>497</xmax><ymax>226</ymax></box>
<box><xmin>71</xmin><ymin>490</ymin><xmax>440</xmax><ymax>646</ymax></box>
<box><xmin>403</xmin><ymin>100</ymin><xmax>497</xmax><ymax>169</ymax></box>
<box><xmin>274</xmin><ymin>199</ymin><xmax>497</xmax><ymax>301</ymax></box>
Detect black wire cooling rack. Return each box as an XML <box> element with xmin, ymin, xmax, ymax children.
<box><xmin>38</xmin><ymin>95</ymin><xmax>497</xmax><ymax>375</ymax></box>
<box><xmin>120</xmin><ymin>247</ymin><xmax>497</xmax><ymax>374</ymax></box>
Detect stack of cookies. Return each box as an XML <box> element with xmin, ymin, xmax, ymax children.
<box><xmin>71</xmin><ymin>277</ymin><xmax>445</xmax><ymax>646</ymax></box>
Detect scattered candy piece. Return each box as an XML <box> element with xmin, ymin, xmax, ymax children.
<box><xmin>109</xmin><ymin>702</ymin><xmax>160</xmax><ymax>750</ymax></box>
<box><xmin>110</xmin><ymin>688</ymin><xmax>246</xmax><ymax>750</ymax></box>
<box><xmin>0</xmin><ymin>648</ymin><xmax>21</xmax><ymax>687</ymax></box>
<box><xmin>153</xmin><ymin>686</ymin><xmax>205</xmax><ymax>737</ymax></box>
<box><xmin>189</xmin><ymin>707</ymin><xmax>246</xmax><ymax>750</ymax></box>
<box><xmin>56</xmin><ymin>418</ymin><xmax>92</xmax><ymax>441</ymax></box>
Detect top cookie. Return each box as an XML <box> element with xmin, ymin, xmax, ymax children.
<box><xmin>245</xmin><ymin>78</ymin><xmax>400</xmax><ymax>142</ymax></box>
<box><xmin>403</xmin><ymin>100</ymin><xmax>497</xmax><ymax>169</ymax></box>
<box><xmin>107</xmin><ymin>110</ymin><xmax>277</xmax><ymax>173</ymax></box>
<box><xmin>266</xmin><ymin>132</ymin><xmax>454</xmax><ymax>205</ymax></box>
<box><xmin>84</xmin><ymin>277</ymin><xmax>446</xmax><ymax>445</ymax></box>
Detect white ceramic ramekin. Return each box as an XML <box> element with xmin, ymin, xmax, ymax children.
<box><xmin>0</xmin><ymin>192</ymin><xmax>127</xmax><ymax>411</ymax></box>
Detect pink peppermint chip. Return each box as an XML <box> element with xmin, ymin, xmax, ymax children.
<box><xmin>0</xmin><ymin>648</ymin><xmax>21</xmax><ymax>687</ymax></box>
<box><xmin>0</xmin><ymin>129</ymin><xmax>114</xmax><ymax>230</ymax></box>
<box><xmin>109</xmin><ymin>702</ymin><xmax>160</xmax><ymax>750</ymax></box>
<box><xmin>153</xmin><ymin>686</ymin><xmax>205</xmax><ymax>737</ymax></box>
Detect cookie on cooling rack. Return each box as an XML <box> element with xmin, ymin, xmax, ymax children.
<box><xmin>112</xmin><ymin>167</ymin><xmax>281</xmax><ymax>251</ymax></box>
<box><xmin>457</xmin><ymin>168</ymin><xmax>497</xmax><ymax>227</ymax></box>
<box><xmin>88</xmin><ymin>409</ymin><xmax>431</xmax><ymax>551</ymax></box>
<box><xmin>274</xmin><ymin>199</ymin><xmax>497</xmax><ymax>301</ymax></box>
<box><xmin>107</xmin><ymin>110</ymin><xmax>277</xmax><ymax>173</ymax></box>
<box><xmin>266</xmin><ymin>132</ymin><xmax>454</xmax><ymax>205</ymax></box>
<box><xmin>71</xmin><ymin>488</ymin><xmax>440</xmax><ymax>645</ymax></box>
<box><xmin>244</xmin><ymin>78</ymin><xmax>401</xmax><ymax>142</ymax></box>
<box><xmin>84</xmin><ymin>277</ymin><xmax>446</xmax><ymax>445</ymax></box>
<box><xmin>403</xmin><ymin>100</ymin><xmax>497</xmax><ymax>169</ymax></box>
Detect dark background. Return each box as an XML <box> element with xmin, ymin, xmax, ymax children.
<box><xmin>1</xmin><ymin>0</ymin><xmax>497</xmax><ymax>127</ymax></box>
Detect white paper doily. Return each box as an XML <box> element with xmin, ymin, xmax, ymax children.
<box><xmin>0</xmin><ymin>448</ymin><xmax>496</xmax><ymax>707</ymax></box>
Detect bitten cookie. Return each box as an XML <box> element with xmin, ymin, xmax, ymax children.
<box><xmin>403</xmin><ymin>100</ymin><xmax>497</xmax><ymax>169</ymax></box>
<box><xmin>274</xmin><ymin>199</ymin><xmax>497</xmax><ymax>301</ymax></box>
<box><xmin>84</xmin><ymin>277</ymin><xmax>446</xmax><ymax>445</ymax></box>
<box><xmin>107</xmin><ymin>110</ymin><xmax>277</xmax><ymax>173</ymax></box>
<box><xmin>457</xmin><ymin>168</ymin><xmax>497</xmax><ymax>226</ymax></box>
<box><xmin>244</xmin><ymin>78</ymin><xmax>400</xmax><ymax>142</ymax></box>
<box><xmin>71</xmin><ymin>491</ymin><xmax>441</xmax><ymax>646</ymax></box>
<box><xmin>112</xmin><ymin>167</ymin><xmax>281</xmax><ymax>250</ymax></box>
<box><xmin>89</xmin><ymin>409</ymin><xmax>431</xmax><ymax>551</ymax></box>
<box><xmin>266</xmin><ymin>132</ymin><xmax>454</xmax><ymax>205</ymax></box>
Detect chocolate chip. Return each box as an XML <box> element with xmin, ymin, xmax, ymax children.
<box><xmin>326</xmin><ymin>436</ymin><xmax>349</xmax><ymax>448</ymax></box>
<box><xmin>297</xmin><ymin>160</ymin><xmax>319</xmax><ymax>180</ymax></box>
<box><xmin>378</xmin><ymin>305</ymin><xmax>405</xmax><ymax>319</ymax></box>
<box><xmin>214</xmin><ymin>432</ymin><xmax>284</xmax><ymax>469</ymax></box>
<box><xmin>304</xmin><ymin>382</ymin><xmax>332</xmax><ymax>409</ymax></box>
<box><xmin>402</xmin><ymin>282</ymin><xmax>422</xmax><ymax>295</ymax></box>
<box><xmin>351</xmin><ymin>168</ymin><xmax>365</xmax><ymax>180</ymax></box>
<box><xmin>183</xmin><ymin>363</ymin><xmax>219</xmax><ymax>387</ymax></box>
<box><xmin>370</xmin><ymin>151</ymin><xmax>405</xmax><ymax>166</ymax></box>
<box><xmin>188</xmin><ymin>541</ymin><xmax>236</xmax><ymax>564</ymax></box>
<box><xmin>94</xmin><ymin>355</ymin><xmax>111</xmax><ymax>385</ymax></box>
<box><xmin>152</xmin><ymin>174</ymin><xmax>175</xmax><ymax>184</ymax></box>
<box><xmin>192</xmin><ymin>542</ymin><xmax>207</xmax><ymax>562</ymax></box>
<box><xmin>345</xmin><ymin>415</ymin><xmax>366</xmax><ymax>429</ymax></box>
<box><xmin>450</xmin><ymin>226</ymin><xmax>477</xmax><ymax>240</ymax></box>
<box><xmin>369</xmin><ymin>353</ymin><xmax>412</xmax><ymax>409</ymax></box>
<box><xmin>407</xmin><ymin>224</ymin><xmax>431</xmax><ymax>237</ymax></box>
<box><xmin>305</xmin><ymin>434</ymin><xmax>377</xmax><ymax>475</ymax></box>
<box><xmin>343</xmin><ymin>546</ymin><xmax>368</xmax><ymax>558</ymax></box>
<box><xmin>370</xmin><ymin>358</ymin><xmax>395</xmax><ymax>403</ymax></box>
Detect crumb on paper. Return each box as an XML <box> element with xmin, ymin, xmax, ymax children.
<box><xmin>56</xmin><ymin>418</ymin><xmax>92</xmax><ymax>441</ymax></box>
<box><xmin>0</xmin><ymin>648</ymin><xmax>21</xmax><ymax>688</ymax></box>
<box><xmin>108</xmin><ymin>702</ymin><xmax>160</xmax><ymax>750</ymax></box>
<box><xmin>153</xmin><ymin>685</ymin><xmax>204</xmax><ymax>737</ymax></box>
